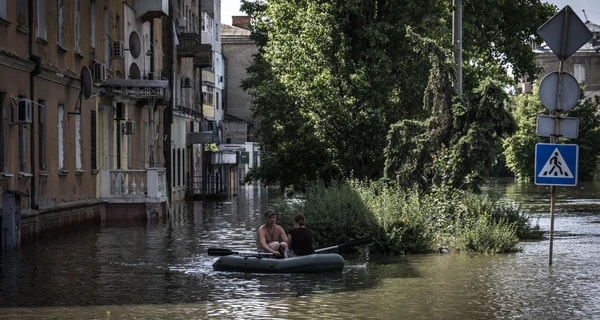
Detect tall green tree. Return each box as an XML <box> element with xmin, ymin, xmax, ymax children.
<box><xmin>240</xmin><ymin>0</ymin><xmax>555</xmax><ymax>190</ymax></box>
<box><xmin>384</xmin><ymin>29</ymin><xmax>516</xmax><ymax>192</ymax></box>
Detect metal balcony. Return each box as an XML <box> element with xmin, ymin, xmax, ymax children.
<box><xmin>178</xmin><ymin>33</ymin><xmax>201</xmax><ymax>57</ymax></box>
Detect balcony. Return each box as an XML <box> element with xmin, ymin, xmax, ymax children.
<box><xmin>194</xmin><ymin>44</ymin><xmax>213</xmax><ymax>68</ymax></box>
<box><xmin>134</xmin><ymin>0</ymin><xmax>168</xmax><ymax>21</ymax></box>
<box><xmin>178</xmin><ymin>33</ymin><xmax>201</xmax><ymax>57</ymax></box>
<box><xmin>100</xmin><ymin>168</ymin><xmax>167</xmax><ymax>204</ymax></box>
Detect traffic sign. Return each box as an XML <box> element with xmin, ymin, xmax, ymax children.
<box><xmin>537</xmin><ymin>6</ymin><xmax>592</xmax><ymax>60</ymax></box>
<box><xmin>538</xmin><ymin>71</ymin><xmax>580</xmax><ymax>111</ymax></box>
<box><xmin>535</xmin><ymin>143</ymin><xmax>578</xmax><ymax>186</ymax></box>
<box><xmin>536</xmin><ymin>115</ymin><xmax>579</xmax><ymax>139</ymax></box>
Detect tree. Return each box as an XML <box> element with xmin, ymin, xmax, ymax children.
<box><xmin>240</xmin><ymin>0</ymin><xmax>555</xmax><ymax>190</ymax></box>
<box><xmin>384</xmin><ymin>29</ymin><xmax>516</xmax><ymax>192</ymax></box>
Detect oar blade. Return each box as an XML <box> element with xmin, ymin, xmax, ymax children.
<box><xmin>207</xmin><ymin>248</ymin><xmax>237</xmax><ymax>256</ymax></box>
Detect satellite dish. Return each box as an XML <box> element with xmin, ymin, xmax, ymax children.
<box><xmin>80</xmin><ymin>66</ymin><xmax>92</xmax><ymax>99</ymax></box>
<box><xmin>129</xmin><ymin>62</ymin><xmax>142</xmax><ymax>79</ymax></box>
<box><xmin>129</xmin><ymin>31</ymin><xmax>142</xmax><ymax>59</ymax></box>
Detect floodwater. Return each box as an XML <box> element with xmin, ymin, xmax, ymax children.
<box><xmin>1</xmin><ymin>179</ymin><xmax>599</xmax><ymax>319</ymax></box>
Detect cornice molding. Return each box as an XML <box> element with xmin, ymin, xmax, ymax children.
<box><xmin>38</xmin><ymin>69</ymin><xmax>80</xmax><ymax>89</ymax></box>
<box><xmin>0</xmin><ymin>53</ymin><xmax>35</xmax><ymax>72</ymax></box>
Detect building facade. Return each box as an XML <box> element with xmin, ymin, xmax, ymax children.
<box><xmin>0</xmin><ymin>0</ymin><xmax>169</xmax><ymax>249</ymax></box>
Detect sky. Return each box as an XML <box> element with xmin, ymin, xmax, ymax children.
<box><xmin>221</xmin><ymin>0</ymin><xmax>600</xmax><ymax>26</ymax></box>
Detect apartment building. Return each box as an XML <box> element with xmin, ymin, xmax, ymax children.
<box><xmin>0</xmin><ymin>0</ymin><xmax>169</xmax><ymax>249</ymax></box>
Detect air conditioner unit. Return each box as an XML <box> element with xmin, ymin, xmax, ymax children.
<box><xmin>113</xmin><ymin>40</ymin><xmax>124</xmax><ymax>58</ymax></box>
<box><xmin>178</xmin><ymin>17</ymin><xmax>187</xmax><ymax>29</ymax></box>
<box><xmin>123</xmin><ymin>120</ymin><xmax>136</xmax><ymax>135</ymax></box>
<box><xmin>92</xmin><ymin>62</ymin><xmax>106</xmax><ymax>82</ymax></box>
<box><xmin>182</xmin><ymin>77</ymin><xmax>191</xmax><ymax>88</ymax></box>
<box><xmin>16</xmin><ymin>100</ymin><xmax>33</xmax><ymax>124</ymax></box>
<box><xmin>115</xmin><ymin>102</ymin><xmax>127</xmax><ymax>120</ymax></box>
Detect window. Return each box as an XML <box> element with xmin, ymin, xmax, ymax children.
<box><xmin>90</xmin><ymin>0</ymin><xmax>96</xmax><ymax>49</ymax></box>
<box><xmin>57</xmin><ymin>0</ymin><xmax>64</xmax><ymax>47</ymax></box>
<box><xmin>574</xmin><ymin>64</ymin><xmax>585</xmax><ymax>82</ymax></box>
<box><xmin>91</xmin><ymin>110</ymin><xmax>96</xmax><ymax>170</ymax></box>
<box><xmin>0</xmin><ymin>0</ymin><xmax>6</xmax><ymax>20</ymax></box>
<box><xmin>75</xmin><ymin>114</ymin><xmax>81</xmax><ymax>170</ymax></box>
<box><xmin>74</xmin><ymin>0</ymin><xmax>80</xmax><ymax>53</ymax></box>
<box><xmin>0</xmin><ymin>92</ymin><xmax>6</xmax><ymax>173</ymax></box>
<box><xmin>17</xmin><ymin>0</ymin><xmax>26</xmax><ymax>26</ymax></box>
<box><xmin>58</xmin><ymin>104</ymin><xmax>65</xmax><ymax>170</ymax></box>
<box><xmin>18</xmin><ymin>96</ymin><xmax>27</xmax><ymax>173</ymax></box>
<box><xmin>103</xmin><ymin>7</ymin><xmax>108</xmax><ymax>65</ymax></box>
<box><xmin>38</xmin><ymin>99</ymin><xmax>46</xmax><ymax>171</ymax></box>
<box><xmin>37</xmin><ymin>0</ymin><xmax>46</xmax><ymax>40</ymax></box>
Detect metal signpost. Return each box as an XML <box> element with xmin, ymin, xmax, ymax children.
<box><xmin>536</xmin><ymin>6</ymin><xmax>592</xmax><ymax>265</ymax></box>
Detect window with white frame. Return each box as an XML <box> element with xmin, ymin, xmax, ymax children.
<box><xmin>0</xmin><ymin>92</ymin><xmax>6</xmax><ymax>173</ymax></box>
<box><xmin>57</xmin><ymin>0</ymin><xmax>64</xmax><ymax>47</ymax></box>
<box><xmin>58</xmin><ymin>104</ymin><xmax>65</xmax><ymax>170</ymax></box>
<box><xmin>0</xmin><ymin>0</ymin><xmax>7</xmax><ymax>20</ymax></box>
<box><xmin>203</xmin><ymin>12</ymin><xmax>213</xmax><ymax>34</ymax></box>
<box><xmin>574</xmin><ymin>64</ymin><xmax>586</xmax><ymax>82</ymax></box>
<box><xmin>74</xmin><ymin>0</ymin><xmax>80</xmax><ymax>53</ymax></box>
<box><xmin>37</xmin><ymin>0</ymin><xmax>46</xmax><ymax>40</ymax></box>
<box><xmin>76</xmin><ymin>114</ymin><xmax>82</xmax><ymax>170</ymax></box>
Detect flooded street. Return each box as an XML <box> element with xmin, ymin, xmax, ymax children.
<box><xmin>1</xmin><ymin>180</ymin><xmax>600</xmax><ymax>319</ymax></box>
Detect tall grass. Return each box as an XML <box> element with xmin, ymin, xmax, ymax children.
<box><xmin>291</xmin><ymin>179</ymin><xmax>541</xmax><ymax>254</ymax></box>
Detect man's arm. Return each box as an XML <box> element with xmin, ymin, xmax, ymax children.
<box><xmin>278</xmin><ymin>226</ymin><xmax>289</xmax><ymax>243</ymax></box>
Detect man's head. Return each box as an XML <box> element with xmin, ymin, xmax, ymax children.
<box><xmin>264</xmin><ymin>208</ymin><xmax>277</xmax><ymax>224</ymax></box>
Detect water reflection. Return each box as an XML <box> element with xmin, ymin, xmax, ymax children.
<box><xmin>0</xmin><ymin>183</ymin><xmax>599</xmax><ymax>319</ymax></box>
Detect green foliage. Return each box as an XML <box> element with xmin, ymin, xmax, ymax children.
<box><xmin>204</xmin><ymin>143</ymin><xmax>219</xmax><ymax>152</ymax></box>
<box><xmin>292</xmin><ymin>179</ymin><xmax>541</xmax><ymax>254</ymax></box>
<box><xmin>241</xmin><ymin>0</ymin><xmax>553</xmax><ymax>191</ymax></box>
<box><xmin>290</xmin><ymin>180</ymin><xmax>380</xmax><ymax>250</ymax></box>
<box><xmin>455</xmin><ymin>216</ymin><xmax>520</xmax><ymax>254</ymax></box>
<box><xmin>504</xmin><ymin>88</ymin><xmax>600</xmax><ymax>181</ymax></box>
<box><xmin>384</xmin><ymin>36</ymin><xmax>517</xmax><ymax>193</ymax></box>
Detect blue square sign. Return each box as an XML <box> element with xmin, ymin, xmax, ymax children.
<box><xmin>535</xmin><ymin>143</ymin><xmax>578</xmax><ymax>186</ymax></box>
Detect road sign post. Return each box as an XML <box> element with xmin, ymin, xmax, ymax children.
<box><xmin>536</xmin><ymin>5</ymin><xmax>591</xmax><ymax>265</ymax></box>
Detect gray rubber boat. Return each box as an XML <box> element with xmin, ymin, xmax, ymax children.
<box><xmin>213</xmin><ymin>253</ymin><xmax>344</xmax><ymax>273</ymax></box>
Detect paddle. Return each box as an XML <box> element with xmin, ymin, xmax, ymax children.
<box><xmin>314</xmin><ymin>237</ymin><xmax>372</xmax><ymax>253</ymax></box>
<box><xmin>207</xmin><ymin>248</ymin><xmax>274</xmax><ymax>257</ymax></box>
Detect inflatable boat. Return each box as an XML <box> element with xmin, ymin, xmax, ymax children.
<box><xmin>212</xmin><ymin>253</ymin><xmax>344</xmax><ymax>273</ymax></box>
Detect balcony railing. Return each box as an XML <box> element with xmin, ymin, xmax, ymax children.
<box><xmin>100</xmin><ymin>168</ymin><xmax>167</xmax><ymax>202</ymax></box>
<box><xmin>178</xmin><ymin>33</ymin><xmax>201</xmax><ymax>57</ymax></box>
<box><xmin>194</xmin><ymin>44</ymin><xmax>213</xmax><ymax>68</ymax></box>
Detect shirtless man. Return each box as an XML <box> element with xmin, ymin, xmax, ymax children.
<box><xmin>256</xmin><ymin>208</ymin><xmax>289</xmax><ymax>258</ymax></box>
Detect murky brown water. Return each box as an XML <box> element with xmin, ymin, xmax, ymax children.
<box><xmin>1</xmin><ymin>181</ymin><xmax>599</xmax><ymax>319</ymax></box>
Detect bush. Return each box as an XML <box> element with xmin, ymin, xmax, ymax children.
<box><xmin>455</xmin><ymin>216</ymin><xmax>520</xmax><ymax>253</ymax></box>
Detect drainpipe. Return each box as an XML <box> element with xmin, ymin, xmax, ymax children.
<box><xmin>163</xmin><ymin>1</ymin><xmax>175</xmax><ymax>204</ymax></box>
<box><xmin>28</xmin><ymin>0</ymin><xmax>40</xmax><ymax>209</ymax></box>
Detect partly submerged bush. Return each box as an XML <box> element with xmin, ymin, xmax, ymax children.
<box><xmin>455</xmin><ymin>216</ymin><xmax>520</xmax><ymax>254</ymax></box>
<box><xmin>292</xmin><ymin>179</ymin><xmax>541</xmax><ymax>254</ymax></box>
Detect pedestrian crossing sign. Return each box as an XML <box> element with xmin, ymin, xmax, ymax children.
<box><xmin>535</xmin><ymin>143</ymin><xmax>578</xmax><ymax>186</ymax></box>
